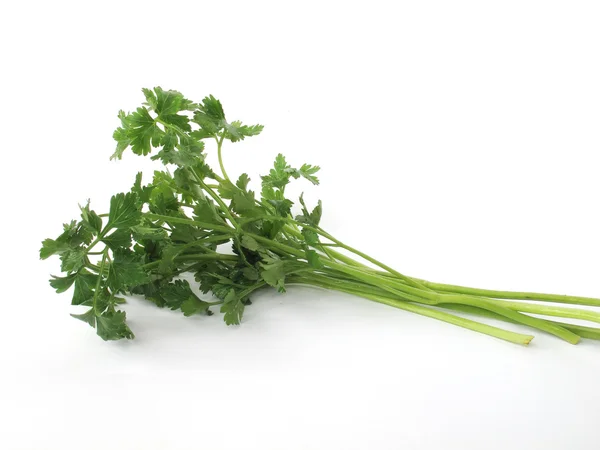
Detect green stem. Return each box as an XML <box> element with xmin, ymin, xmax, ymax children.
<box><xmin>320</xmin><ymin>260</ymin><xmax>580</xmax><ymax>344</ymax></box>
<box><xmin>145</xmin><ymin>213</ymin><xmax>233</xmax><ymax>234</ymax></box>
<box><xmin>216</xmin><ymin>133</ymin><xmax>229</xmax><ymax>182</ymax></box>
<box><xmin>316</xmin><ymin>226</ymin><xmax>430</xmax><ymax>291</ymax></box>
<box><xmin>84</xmin><ymin>229</ymin><xmax>109</xmax><ymax>255</ymax></box>
<box><xmin>194</xmin><ymin>171</ymin><xmax>239</xmax><ymax>229</ymax></box>
<box><xmin>245</xmin><ymin>216</ymin><xmax>428</xmax><ymax>291</ymax></box>
<box><xmin>440</xmin><ymin>304</ymin><xmax>600</xmax><ymax>341</ymax></box>
<box><xmin>238</xmin><ymin>282</ymin><xmax>267</xmax><ymax>299</ymax></box>
<box><xmin>415</xmin><ymin>279</ymin><xmax>600</xmax><ymax>308</ymax></box>
<box><xmin>318</xmin><ymin>244</ymin><xmax>600</xmax><ymax>309</ymax></box>
<box><xmin>142</xmin><ymin>253</ymin><xmax>238</xmax><ymax>270</ymax></box>
<box><xmin>322</xmin><ymin>249</ymin><xmax>600</xmax><ymax>308</ymax></box>
<box><xmin>480</xmin><ymin>299</ymin><xmax>600</xmax><ymax>325</ymax></box>
<box><xmin>92</xmin><ymin>250</ymin><xmax>108</xmax><ymax>315</ymax></box>
<box><xmin>434</xmin><ymin>293</ymin><xmax>580</xmax><ymax>344</ymax></box>
<box><xmin>291</xmin><ymin>275</ymin><xmax>533</xmax><ymax>345</ymax></box>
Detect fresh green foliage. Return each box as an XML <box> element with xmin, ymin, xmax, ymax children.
<box><xmin>41</xmin><ymin>87</ymin><xmax>600</xmax><ymax>346</ymax></box>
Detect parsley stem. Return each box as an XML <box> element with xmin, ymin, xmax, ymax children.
<box><xmin>192</xmin><ymin>169</ymin><xmax>240</xmax><ymax>229</ymax></box>
<box><xmin>291</xmin><ymin>275</ymin><xmax>534</xmax><ymax>345</ymax></box>
<box><xmin>242</xmin><ymin>215</ymin><xmax>429</xmax><ymax>291</ymax></box>
<box><xmin>349</xmin><ymin>266</ymin><xmax>600</xmax><ymax>308</ymax></box>
<box><xmin>92</xmin><ymin>250</ymin><xmax>108</xmax><ymax>315</ymax></box>
<box><xmin>323</xmin><ymin>259</ymin><xmax>580</xmax><ymax>343</ymax></box>
<box><xmin>469</xmin><ymin>298</ymin><xmax>600</xmax><ymax>324</ymax></box>
<box><xmin>216</xmin><ymin>133</ymin><xmax>230</xmax><ymax>182</ymax></box>
<box><xmin>308</xmin><ymin>243</ymin><xmax>600</xmax><ymax>308</ymax></box>
<box><xmin>315</xmin><ymin>226</ymin><xmax>431</xmax><ymax>291</ymax></box>
<box><xmin>142</xmin><ymin>253</ymin><xmax>238</xmax><ymax>270</ymax></box>
<box><xmin>413</xmin><ymin>279</ymin><xmax>600</xmax><ymax>307</ymax></box>
<box><xmin>440</xmin><ymin>304</ymin><xmax>600</xmax><ymax>340</ymax></box>
<box><xmin>145</xmin><ymin>213</ymin><xmax>233</xmax><ymax>234</ymax></box>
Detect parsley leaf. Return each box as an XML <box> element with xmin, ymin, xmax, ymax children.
<box><xmin>107</xmin><ymin>249</ymin><xmax>149</xmax><ymax>291</ymax></box>
<box><xmin>160</xmin><ymin>279</ymin><xmax>196</xmax><ymax>310</ymax></box>
<box><xmin>96</xmin><ymin>310</ymin><xmax>135</xmax><ymax>341</ymax></box>
<box><xmin>71</xmin><ymin>270</ymin><xmax>98</xmax><ymax>305</ymax></box>
<box><xmin>108</xmin><ymin>192</ymin><xmax>141</xmax><ymax>229</ymax></box>
<box><xmin>80</xmin><ymin>202</ymin><xmax>103</xmax><ymax>234</ymax></box>
<box><xmin>181</xmin><ymin>296</ymin><xmax>212</xmax><ymax>317</ymax></box>
<box><xmin>112</xmin><ymin>107</ymin><xmax>163</xmax><ymax>159</ymax></box>
<box><xmin>220</xmin><ymin>289</ymin><xmax>244</xmax><ymax>325</ymax></box>
<box><xmin>224</xmin><ymin>121</ymin><xmax>264</xmax><ymax>143</ymax></box>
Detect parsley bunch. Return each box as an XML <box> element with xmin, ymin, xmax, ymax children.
<box><xmin>41</xmin><ymin>87</ymin><xmax>600</xmax><ymax>344</ymax></box>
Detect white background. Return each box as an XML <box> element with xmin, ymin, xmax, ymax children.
<box><xmin>2</xmin><ymin>1</ymin><xmax>600</xmax><ymax>449</ymax></box>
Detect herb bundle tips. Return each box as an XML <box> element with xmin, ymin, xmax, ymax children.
<box><xmin>41</xmin><ymin>87</ymin><xmax>600</xmax><ymax>344</ymax></box>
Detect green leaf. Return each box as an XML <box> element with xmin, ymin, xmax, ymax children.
<box><xmin>267</xmin><ymin>199</ymin><xmax>293</xmax><ymax>217</ymax></box>
<box><xmin>80</xmin><ymin>202</ymin><xmax>103</xmax><ymax>234</ymax></box>
<box><xmin>148</xmin><ymin>179</ymin><xmax>180</xmax><ymax>215</ymax></box>
<box><xmin>301</xmin><ymin>228</ymin><xmax>319</xmax><ymax>246</ymax></box>
<box><xmin>142</xmin><ymin>88</ymin><xmax>158</xmax><ymax>110</ymax></box>
<box><xmin>192</xmin><ymin>95</ymin><xmax>226</xmax><ymax>134</ymax></box>
<box><xmin>160</xmin><ymin>279</ymin><xmax>196</xmax><ymax>310</ymax></box>
<box><xmin>49</xmin><ymin>273</ymin><xmax>76</xmax><ymax>293</ymax></box>
<box><xmin>261</xmin><ymin>184</ymin><xmax>278</xmax><ymax>202</ymax></box>
<box><xmin>108</xmin><ymin>192</ymin><xmax>141</xmax><ymax>229</ymax></box>
<box><xmin>193</xmin><ymin>197</ymin><xmax>224</xmax><ymax>226</ymax></box>
<box><xmin>40</xmin><ymin>221</ymin><xmax>93</xmax><ymax>259</ymax></box>
<box><xmin>199</xmin><ymin>95</ymin><xmax>225</xmax><ymax>121</ymax></box>
<box><xmin>192</xmin><ymin>111</ymin><xmax>220</xmax><ymax>134</ymax></box>
<box><xmin>190</xmin><ymin>129</ymin><xmax>215</xmax><ymax>141</ymax></box>
<box><xmin>130</xmin><ymin>280</ymin><xmax>167</xmax><ymax>308</ymax></box>
<box><xmin>96</xmin><ymin>310</ymin><xmax>134</xmax><ymax>341</ymax></box>
<box><xmin>236</xmin><ymin>173</ymin><xmax>250</xmax><ymax>190</ymax></box>
<box><xmin>217</xmin><ymin>179</ymin><xmax>238</xmax><ymax>199</ymax></box>
<box><xmin>220</xmin><ymin>289</ymin><xmax>245</xmax><ymax>325</ymax></box>
<box><xmin>131</xmin><ymin>226</ymin><xmax>167</xmax><ymax>242</ymax></box>
<box><xmin>101</xmin><ymin>229</ymin><xmax>132</xmax><ymax>250</ymax></box>
<box><xmin>310</xmin><ymin>200</ymin><xmax>323</xmax><ymax>226</ymax></box>
<box><xmin>40</xmin><ymin>238</ymin><xmax>69</xmax><ymax>260</ymax></box>
<box><xmin>107</xmin><ymin>249</ymin><xmax>149</xmax><ymax>291</ymax></box>
<box><xmin>157</xmin><ymin>245</ymin><xmax>183</xmax><ymax>275</ymax></box>
<box><xmin>169</xmin><ymin>224</ymin><xmax>208</xmax><ymax>244</ymax></box>
<box><xmin>160</xmin><ymin>113</ymin><xmax>191</xmax><ymax>132</ymax></box>
<box><xmin>153</xmin><ymin>86</ymin><xmax>196</xmax><ymax>114</ymax></box>
<box><xmin>305</xmin><ymin>249</ymin><xmax>324</xmax><ymax>269</ymax></box>
<box><xmin>295</xmin><ymin>163</ymin><xmax>320</xmax><ymax>185</ymax></box>
<box><xmin>112</xmin><ymin>107</ymin><xmax>163</xmax><ymax>159</ymax></box>
<box><xmin>160</xmin><ymin>130</ymin><xmax>178</xmax><ymax>151</ymax></box>
<box><xmin>111</xmin><ymin>120</ymin><xmax>131</xmax><ymax>160</ymax></box>
<box><xmin>60</xmin><ymin>248</ymin><xmax>86</xmax><ymax>273</ymax></box>
<box><xmin>181</xmin><ymin>296</ymin><xmax>212</xmax><ymax>317</ymax></box>
<box><xmin>131</xmin><ymin>172</ymin><xmax>154</xmax><ymax>205</ymax></box>
<box><xmin>240</xmin><ymin>235</ymin><xmax>260</xmax><ymax>251</ymax></box>
<box><xmin>241</xmin><ymin>267</ymin><xmax>259</xmax><ymax>281</ymax></box>
<box><xmin>72</xmin><ymin>270</ymin><xmax>98</xmax><ymax>305</ymax></box>
<box><xmin>261</xmin><ymin>153</ymin><xmax>292</xmax><ymax>190</ymax></box>
<box><xmin>194</xmin><ymin>160</ymin><xmax>218</xmax><ymax>180</ymax></box>
<box><xmin>70</xmin><ymin>308</ymin><xmax>96</xmax><ymax>328</ymax></box>
<box><xmin>152</xmin><ymin>136</ymin><xmax>205</xmax><ymax>167</ymax></box>
<box><xmin>261</xmin><ymin>259</ymin><xmax>287</xmax><ymax>293</ymax></box>
<box><xmin>296</xmin><ymin>194</ymin><xmax>323</xmax><ymax>227</ymax></box>
<box><xmin>231</xmin><ymin>190</ymin><xmax>260</xmax><ymax>217</ymax></box>
<box><xmin>224</xmin><ymin>121</ymin><xmax>264</xmax><ymax>143</ymax></box>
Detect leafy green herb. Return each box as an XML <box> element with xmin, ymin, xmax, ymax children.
<box><xmin>41</xmin><ymin>87</ymin><xmax>600</xmax><ymax>346</ymax></box>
